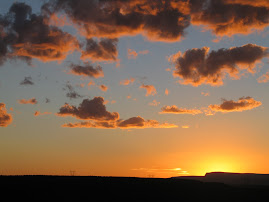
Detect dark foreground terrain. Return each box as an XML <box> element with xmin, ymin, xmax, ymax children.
<box><xmin>1</xmin><ymin>175</ymin><xmax>269</xmax><ymax>201</ymax></box>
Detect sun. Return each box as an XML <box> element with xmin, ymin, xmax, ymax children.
<box><xmin>205</xmin><ymin>162</ymin><xmax>236</xmax><ymax>173</ymax></box>
<box><xmin>197</xmin><ymin>157</ymin><xmax>242</xmax><ymax>175</ymax></box>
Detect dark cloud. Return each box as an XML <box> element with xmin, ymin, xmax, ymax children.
<box><xmin>44</xmin><ymin>0</ymin><xmax>269</xmax><ymax>42</ymax></box>
<box><xmin>63</xmin><ymin>83</ymin><xmax>83</xmax><ymax>99</ymax></box>
<box><xmin>45</xmin><ymin>98</ymin><xmax>51</xmax><ymax>103</ymax></box>
<box><xmin>57</xmin><ymin>97</ymin><xmax>119</xmax><ymax>121</ymax></box>
<box><xmin>0</xmin><ymin>2</ymin><xmax>78</xmax><ymax>66</ymax></box>
<box><xmin>69</xmin><ymin>62</ymin><xmax>104</xmax><ymax>78</ymax></box>
<box><xmin>18</xmin><ymin>98</ymin><xmax>38</xmax><ymax>105</ymax></box>
<box><xmin>81</xmin><ymin>38</ymin><xmax>118</xmax><ymax>61</ymax></box>
<box><xmin>0</xmin><ymin>103</ymin><xmax>12</xmax><ymax>127</ymax></box>
<box><xmin>20</xmin><ymin>76</ymin><xmax>34</xmax><ymax>85</ymax></box>
<box><xmin>209</xmin><ymin>96</ymin><xmax>262</xmax><ymax>112</ymax></box>
<box><xmin>45</xmin><ymin>0</ymin><xmax>190</xmax><ymax>42</ymax></box>
<box><xmin>170</xmin><ymin>44</ymin><xmax>268</xmax><ymax>86</ymax></box>
<box><xmin>190</xmin><ymin>0</ymin><xmax>269</xmax><ymax>36</ymax></box>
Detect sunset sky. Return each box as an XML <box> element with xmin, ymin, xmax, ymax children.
<box><xmin>0</xmin><ymin>0</ymin><xmax>269</xmax><ymax>178</ymax></box>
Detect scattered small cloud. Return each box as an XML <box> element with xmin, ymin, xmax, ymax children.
<box><xmin>0</xmin><ymin>103</ymin><xmax>13</xmax><ymax>127</ymax></box>
<box><xmin>120</xmin><ymin>78</ymin><xmax>135</xmax><ymax>86</ymax></box>
<box><xmin>45</xmin><ymin>98</ymin><xmax>50</xmax><ymax>103</ymax></box>
<box><xmin>149</xmin><ymin>100</ymin><xmax>160</xmax><ymax>106</ymax></box>
<box><xmin>160</xmin><ymin>105</ymin><xmax>202</xmax><ymax>115</ymax></box>
<box><xmin>20</xmin><ymin>76</ymin><xmax>34</xmax><ymax>85</ymax></box>
<box><xmin>57</xmin><ymin>97</ymin><xmax>119</xmax><ymax>121</ymax></box>
<box><xmin>140</xmin><ymin>84</ymin><xmax>157</xmax><ymax>96</ymax></box>
<box><xmin>201</xmin><ymin>92</ymin><xmax>210</xmax><ymax>96</ymax></box>
<box><xmin>127</xmin><ymin>49</ymin><xmax>149</xmax><ymax>59</ymax></box>
<box><xmin>63</xmin><ymin>83</ymin><xmax>83</xmax><ymax>99</ymax></box>
<box><xmin>257</xmin><ymin>72</ymin><xmax>269</xmax><ymax>83</ymax></box>
<box><xmin>209</xmin><ymin>96</ymin><xmax>262</xmax><ymax>113</ymax></box>
<box><xmin>165</xmin><ymin>88</ymin><xmax>169</xmax><ymax>96</ymax></box>
<box><xmin>99</xmin><ymin>84</ymin><xmax>108</xmax><ymax>92</ymax></box>
<box><xmin>69</xmin><ymin>62</ymin><xmax>104</xmax><ymax>78</ymax></box>
<box><xmin>18</xmin><ymin>98</ymin><xmax>38</xmax><ymax>105</ymax></box>
<box><xmin>34</xmin><ymin>111</ymin><xmax>51</xmax><ymax>116</ymax></box>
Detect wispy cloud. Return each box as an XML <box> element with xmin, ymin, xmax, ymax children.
<box><xmin>160</xmin><ymin>105</ymin><xmax>202</xmax><ymax>115</ymax></box>
<box><xmin>18</xmin><ymin>98</ymin><xmax>38</xmax><ymax>105</ymax></box>
<box><xmin>127</xmin><ymin>49</ymin><xmax>149</xmax><ymax>59</ymax></box>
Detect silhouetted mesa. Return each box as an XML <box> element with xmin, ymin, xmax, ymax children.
<box><xmin>172</xmin><ymin>172</ymin><xmax>269</xmax><ymax>186</ymax></box>
<box><xmin>1</xmin><ymin>175</ymin><xmax>269</xmax><ymax>202</ymax></box>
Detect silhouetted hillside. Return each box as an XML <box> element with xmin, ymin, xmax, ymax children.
<box><xmin>0</xmin><ymin>175</ymin><xmax>268</xmax><ymax>201</ymax></box>
<box><xmin>173</xmin><ymin>172</ymin><xmax>269</xmax><ymax>186</ymax></box>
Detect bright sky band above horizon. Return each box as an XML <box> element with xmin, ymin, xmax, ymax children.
<box><xmin>0</xmin><ymin>0</ymin><xmax>269</xmax><ymax>178</ymax></box>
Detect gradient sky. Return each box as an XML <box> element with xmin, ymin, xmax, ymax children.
<box><xmin>0</xmin><ymin>0</ymin><xmax>269</xmax><ymax>178</ymax></box>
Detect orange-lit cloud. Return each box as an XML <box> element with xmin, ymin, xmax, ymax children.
<box><xmin>140</xmin><ymin>84</ymin><xmax>157</xmax><ymax>96</ymax></box>
<box><xmin>257</xmin><ymin>72</ymin><xmax>269</xmax><ymax>83</ymax></box>
<box><xmin>131</xmin><ymin>167</ymin><xmax>188</xmax><ymax>175</ymax></box>
<box><xmin>191</xmin><ymin>0</ymin><xmax>269</xmax><ymax>37</ymax></box>
<box><xmin>209</xmin><ymin>96</ymin><xmax>262</xmax><ymax>113</ymax></box>
<box><xmin>182</xmin><ymin>125</ymin><xmax>190</xmax><ymax>129</ymax></box>
<box><xmin>149</xmin><ymin>100</ymin><xmax>160</xmax><ymax>106</ymax></box>
<box><xmin>165</xmin><ymin>88</ymin><xmax>169</xmax><ymax>95</ymax></box>
<box><xmin>99</xmin><ymin>84</ymin><xmax>108</xmax><ymax>92</ymax></box>
<box><xmin>127</xmin><ymin>49</ymin><xmax>149</xmax><ymax>59</ymax></box>
<box><xmin>160</xmin><ymin>105</ymin><xmax>202</xmax><ymax>115</ymax></box>
<box><xmin>224</xmin><ymin>0</ymin><xmax>269</xmax><ymax>8</ymax></box>
<box><xmin>88</xmin><ymin>80</ymin><xmax>95</xmax><ymax>87</ymax></box>
<box><xmin>63</xmin><ymin>116</ymin><xmax>178</xmax><ymax>129</ymax></box>
<box><xmin>80</xmin><ymin>38</ymin><xmax>118</xmax><ymax>62</ymax></box>
<box><xmin>45</xmin><ymin>0</ymin><xmax>269</xmax><ymax>43</ymax></box>
<box><xmin>62</xmin><ymin>121</ymin><xmax>116</xmax><ymax>129</ymax></box>
<box><xmin>120</xmin><ymin>78</ymin><xmax>135</xmax><ymax>86</ymax></box>
<box><xmin>69</xmin><ymin>62</ymin><xmax>104</xmax><ymax>78</ymax></box>
<box><xmin>201</xmin><ymin>92</ymin><xmax>210</xmax><ymax>96</ymax></box>
<box><xmin>47</xmin><ymin>0</ymin><xmax>191</xmax><ymax>42</ymax></box>
<box><xmin>57</xmin><ymin>97</ymin><xmax>119</xmax><ymax>121</ymax></box>
<box><xmin>18</xmin><ymin>98</ymin><xmax>38</xmax><ymax>105</ymax></box>
<box><xmin>0</xmin><ymin>2</ymin><xmax>78</xmax><ymax>65</ymax></box>
<box><xmin>170</xmin><ymin>44</ymin><xmax>268</xmax><ymax>86</ymax></box>
<box><xmin>0</xmin><ymin>103</ymin><xmax>13</xmax><ymax>127</ymax></box>
<box><xmin>34</xmin><ymin>111</ymin><xmax>51</xmax><ymax>116</ymax></box>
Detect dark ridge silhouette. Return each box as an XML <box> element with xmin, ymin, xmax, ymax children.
<box><xmin>173</xmin><ymin>172</ymin><xmax>269</xmax><ymax>186</ymax></box>
<box><xmin>0</xmin><ymin>174</ymin><xmax>269</xmax><ymax>202</ymax></box>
